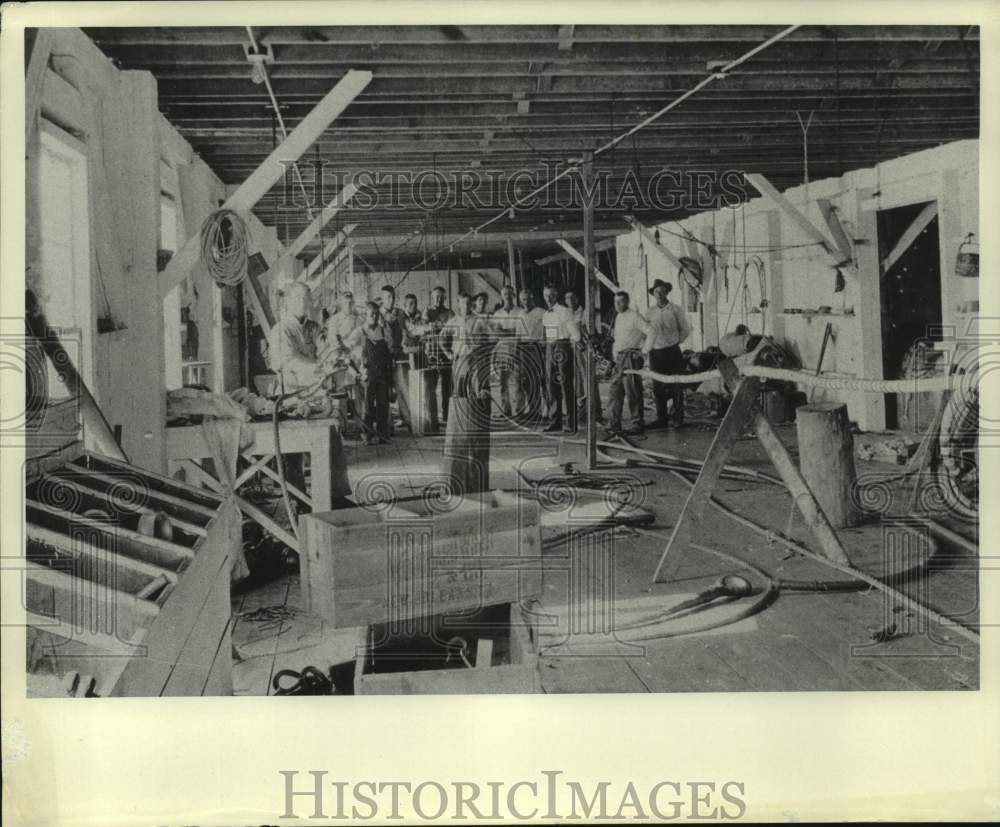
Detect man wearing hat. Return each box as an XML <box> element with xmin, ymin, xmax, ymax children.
<box><xmin>644</xmin><ymin>279</ymin><xmax>691</xmax><ymax>427</ymax></box>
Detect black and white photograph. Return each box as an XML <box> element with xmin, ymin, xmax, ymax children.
<box><xmin>2</xmin><ymin>3</ymin><xmax>997</xmax><ymax>822</ymax></box>
<box><xmin>14</xmin><ymin>18</ymin><xmax>986</xmax><ymax>697</ymax></box>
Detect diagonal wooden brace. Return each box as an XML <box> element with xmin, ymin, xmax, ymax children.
<box><xmin>651</xmin><ymin>358</ymin><xmax>852</xmax><ymax>583</ymax></box>
<box><xmin>745</xmin><ymin>173</ymin><xmax>859</xmax><ymax>288</ymax></box>
<box><xmin>624</xmin><ymin>216</ymin><xmax>703</xmax><ymax>294</ymax></box>
<box><xmin>157</xmin><ymin>70</ymin><xmax>372</xmax><ymax>298</ymax></box>
<box><xmin>555</xmin><ymin>239</ymin><xmax>617</xmax><ymax>292</ymax></box>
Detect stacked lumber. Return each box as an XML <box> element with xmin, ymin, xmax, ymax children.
<box><xmin>24</xmin><ymin>452</ymin><xmax>239</xmax><ymax>696</ymax></box>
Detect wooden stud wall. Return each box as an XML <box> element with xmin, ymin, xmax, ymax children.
<box><xmin>28</xmin><ymin>29</ymin><xmax>236</xmax><ymax>471</ymax></box>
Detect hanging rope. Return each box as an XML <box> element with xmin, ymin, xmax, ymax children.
<box><xmin>200</xmin><ymin>209</ymin><xmax>249</xmax><ymax>287</ymax></box>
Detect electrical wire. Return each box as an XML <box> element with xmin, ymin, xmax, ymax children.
<box><xmin>246</xmin><ymin>27</ymin><xmax>314</xmax><ymax>223</ymax></box>
<box><xmin>404</xmin><ymin>25</ymin><xmax>801</xmax><ymax>273</ymax></box>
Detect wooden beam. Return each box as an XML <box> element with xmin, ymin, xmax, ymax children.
<box><xmin>722</xmin><ymin>361</ymin><xmax>851</xmax><ymax>568</ymax></box>
<box><xmin>650</xmin><ymin>363</ymin><xmax>761</xmax><ymax>583</ymax></box>
<box><xmin>25</xmin><ymin>29</ymin><xmax>55</xmax><ymax>144</ymax></box>
<box><xmin>535</xmin><ymin>237</ymin><xmax>615</xmax><ymax>265</ymax></box>
<box><xmin>582</xmin><ymin>151</ymin><xmax>597</xmax><ymax>470</ymax></box>
<box><xmin>157</xmin><ymin>69</ymin><xmax>372</xmax><ymax>297</ymax></box>
<box><xmin>555</xmin><ymin>240</ymin><xmax>617</xmax><ymax>292</ymax></box>
<box><xmin>745</xmin><ymin>173</ymin><xmax>857</xmax><ymax>280</ymax></box>
<box><xmin>261</xmin><ymin>185</ymin><xmax>357</xmax><ymax>285</ymax></box>
<box><xmin>558</xmin><ymin>25</ymin><xmax>576</xmax><ymax>51</ymax></box>
<box><xmin>25</xmin><ymin>29</ymin><xmax>56</xmax><ymax>298</ymax></box>
<box><xmin>306</xmin><ymin>244</ymin><xmax>352</xmax><ymax>290</ymax></box>
<box><xmin>298</xmin><ymin>224</ymin><xmax>357</xmax><ymax>284</ymax></box>
<box><xmin>506</xmin><ymin>238</ymin><xmax>517</xmax><ymax>286</ymax></box>
<box><xmin>816</xmin><ymin>198</ymin><xmax>855</xmax><ymax>263</ymax></box>
<box><xmin>246</xmin><ymin>263</ymin><xmax>276</xmax><ymax>332</ymax></box>
<box><xmin>236</xmin><ymin>495</ymin><xmax>300</xmax><ymax>553</ymax></box>
<box><xmin>702</xmin><ymin>220</ymin><xmax>719</xmax><ymax>347</ymax></box>
<box><xmin>624</xmin><ymin>217</ymin><xmax>702</xmax><ymax>294</ymax></box>
<box><xmin>881</xmin><ymin>202</ymin><xmax>938</xmax><ymax>272</ymax></box>
<box><xmin>84</xmin><ymin>24</ymin><xmax>981</xmax><ymax>46</ymax></box>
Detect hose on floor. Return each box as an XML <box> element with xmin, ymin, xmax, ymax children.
<box><xmin>607</xmin><ymin>436</ymin><xmax>979</xmax><ymax>642</ymax></box>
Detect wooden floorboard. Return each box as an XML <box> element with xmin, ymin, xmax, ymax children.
<box><xmin>225</xmin><ymin>415</ymin><xmax>980</xmax><ymax>695</ymax></box>
<box><xmin>541</xmin><ymin>655</ymin><xmax>651</xmax><ymax>694</ymax></box>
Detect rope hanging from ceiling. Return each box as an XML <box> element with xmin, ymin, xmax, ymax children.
<box><xmin>200</xmin><ymin>209</ymin><xmax>249</xmax><ymax>287</ymax></box>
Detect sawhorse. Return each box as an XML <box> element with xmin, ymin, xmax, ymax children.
<box><xmin>651</xmin><ymin>359</ymin><xmax>852</xmax><ymax>583</ymax></box>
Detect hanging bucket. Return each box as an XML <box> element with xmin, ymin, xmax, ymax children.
<box><xmin>955</xmin><ymin>233</ymin><xmax>979</xmax><ymax>278</ymax></box>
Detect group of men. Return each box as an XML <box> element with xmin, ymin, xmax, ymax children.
<box><xmin>267</xmin><ymin>275</ymin><xmax>691</xmax><ymax>445</ymax></box>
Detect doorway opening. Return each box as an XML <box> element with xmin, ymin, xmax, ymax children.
<box><xmin>876</xmin><ymin>201</ymin><xmax>943</xmax><ymax>430</ymax></box>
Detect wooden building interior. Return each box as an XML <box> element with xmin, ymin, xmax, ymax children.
<box><xmin>22</xmin><ymin>24</ymin><xmax>980</xmax><ymax>697</ymax></box>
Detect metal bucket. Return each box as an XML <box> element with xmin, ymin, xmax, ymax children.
<box><xmin>955</xmin><ymin>234</ymin><xmax>979</xmax><ymax>278</ymax></box>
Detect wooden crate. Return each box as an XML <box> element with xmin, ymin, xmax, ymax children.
<box><xmin>354</xmin><ymin>602</ymin><xmax>540</xmax><ymax>695</ymax></box>
<box><xmin>24</xmin><ymin>452</ymin><xmax>238</xmax><ymax>697</ymax></box>
<box><xmin>299</xmin><ymin>491</ymin><xmax>542</xmax><ymax>629</ymax></box>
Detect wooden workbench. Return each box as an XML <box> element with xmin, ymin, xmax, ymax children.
<box><xmin>166</xmin><ymin>417</ymin><xmax>350</xmax><ymax>515</ymax></box>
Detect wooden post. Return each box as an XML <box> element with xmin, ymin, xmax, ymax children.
<box><xmin>795</xmin><ymin>403</ymin><xmax>860</xmax><ymax>528</ymax></box>
<box><xmin>443</xmin><ymin>396</ymin><xmax>490</xmax><ymax>496</ymax></box>
<box><xmin>582</xmin><ymin>151</ymin><xmax>597</xmax><ymax>469</ymax></box>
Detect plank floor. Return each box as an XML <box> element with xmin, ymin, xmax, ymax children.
<box><xmin>231</xmin><ymin>410</ymin><xmax>980</xmax><ymax>695</ymax></box>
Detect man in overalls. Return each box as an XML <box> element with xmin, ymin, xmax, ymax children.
<box><xmin>342</xmin><ymin>301</ymin><xmax>394</xmax><ymax>445</ymax></box>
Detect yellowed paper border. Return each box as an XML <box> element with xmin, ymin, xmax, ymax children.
<box><xmin>2</xmin><ymin>2</ymin><xmax>998</xmax><ymax>824</ymax></box>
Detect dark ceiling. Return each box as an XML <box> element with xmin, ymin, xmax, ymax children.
<box><xmin>83</xmin><ymin>24</ymin><xmax>980</xmax><ymax>274</ymax></box>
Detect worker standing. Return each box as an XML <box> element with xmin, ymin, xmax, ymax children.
<box><xmin>605</xmin><ymin>291</ymin><xmax>651</xmax><ymax>436</ymax></box>
<box><xmin>492</xmin><ymin>285</ymin><xmax>521</xmax><ymax>418</ymax></box>
<box><xmin>397</xmin><ymin>292</ymin><xmax>424</xmax><ymax>433</ymax></box>
<box><xmin>470</xmin><ymin>292</ymin><xmax>494</xmax><ymax>400</ymax></box>
<box><xmin>378</xmin><ymin>285</ymin><xmax>412</xmax><ymax>434</ymax></box>
<box><xmin>565</xmin><ymin>289</ymin><xmax>603</xmax><ymax>425</ymax></box>
<box><xmin>644</xmin><ymin>279</ymin><xmax>691</xmax><ymax>428</ymax></box>
<box><xmin>445</xmin><ymin>293</ymin><xmax>476</xmax><ymax>398</ymax></box>
<box><xmin>342</xmin><ymin>302</ymin><xmax>394</xmax><ymax>445</ymax></box>
<box><xmin>541</xmin><ymin>285</ymin><xmax>581</xmax><ymax>433</ymax></box>
<box><xmin>325</xmin><ymin>291</ymin><xmax>362</xmax><ymax>362</ymax></box>
<box><xmin>516</xmin><ymin>289</ymin><xmax>546</xmax><ymax>424</ymax></box>
<box><xmin>422</xmin><ymin>286</ymin><xmax>454</xmax><ymax>433</ymax></box>
<box><xmin>267</xmin><ymin>282</ymin><xmax>324</xmax><ymax>392</ymax></box>
<box><xmin>319</xmin><ymin>290</ymin><xmax>364</xmax><ymax>413</ymax></box>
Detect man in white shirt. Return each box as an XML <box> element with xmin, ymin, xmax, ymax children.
<box><xmin>421</xmin><ymin>286</ymin><xmax>455</xmax><ymax>432</ymax></box>
<box><xmin>541</xmin><ymin>285</ymin><xmax>581</xmax><ymax>432</ymax></box>
<box><xmin>444</xmin><ymin>293</ymin><xmax>491</xmax><ymax>400</ymax></box>
<box><xmin>267</xmin><ymin>282</ymin><xmax>324</xmax><ymax>392</ymax></box>
<box><xmin>491</xmin><ymin>285</ymin><xmax>521</xmax><ymax>418</ymax></box>
<box><xmin>644</xmin><ymin>279</ymin><xmax>691</xmax><ymax>427</ymax></box>
<box><xmin>605</xmin><ymin>291</ymin><xmax>652</xmax><ymax>435</ymax></box>
<box><xmin>516</xmin><ymin>289</ymin><xmax>546</xmax><ymax>423</ymax></box>
<box><xmin>325</xmin><ymin>291</ymin><xmax>363</xmax><ymax>364</ymax></box>
<box><xmin>566</xmin><ymin>289</ymin><xmax>603</xmax><ymax>424</ymax></box>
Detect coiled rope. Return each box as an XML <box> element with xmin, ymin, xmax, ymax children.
<box><xmin>200</xmin><ymin>209</ymin><xmax>249</xmax><ymax>287</ymax></box>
